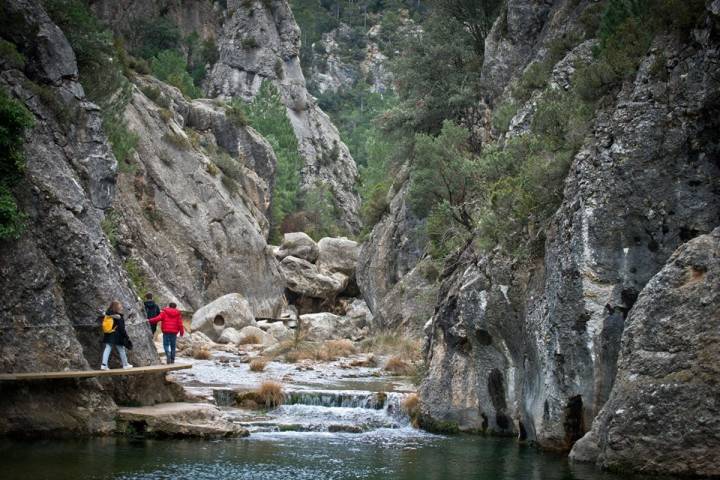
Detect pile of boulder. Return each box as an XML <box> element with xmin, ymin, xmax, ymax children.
<box><xmin>273</xmin><ymin>233</ymin><xmax>360</xmax><ymax>313</ymax></box>
<box><xmin>174</xmin><ymin>234</ymin><xmax>375</xmax><ymax>356</ymax></box>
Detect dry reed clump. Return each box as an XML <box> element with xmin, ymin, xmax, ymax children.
<box><xmin>318</xmin><ymin>339</ymin><xmax>356</xmax><ymax>360</ymax></box>
<box><xmin>239</xmin><ymin>333</ymin><xmax>261</xmax><ymax>345</ymax></box>
<box><xmin>249</xmin><ymin>358</ymin><xmax>268</xmax><ymax>372</ymax></box>
<box><xmin>191</xmin><ymin>345</ymin><xmax>211</xmax><ymax>360</ymax></box>
<box><xmin>360</xmin><ymin>333</ymin><xmax>422</xmax><ymax>362</ymax></box>
<box><xmin>401</xmin><ymin>393</ymin><xmax>421</xmax><ymax>426</ymax></box>
<box><xmin>350</xmin><ymin>354</ymin><xmax>378</xmax><ymax>368</ymax></box>
<box><xmin>282</xmin><ymin>339</ymin><xmax>357</xmax><ymax>362</ymax></box>
<box><xmin>384</xmin><ymin>355</ymin><xmax>413</xmax><ymax>375</ymax></box>
<box><xmin>257</xmin><ymin>381</ymin><xmax>284</xmax><ymax>408</ymax></box>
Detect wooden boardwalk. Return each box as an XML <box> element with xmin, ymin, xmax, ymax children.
<box><xmin>0</xmin><ymin>363</ymin><xmax>191</xmax><ymax>381</ymax></box>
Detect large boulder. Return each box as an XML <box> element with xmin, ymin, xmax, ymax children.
<box><xmin>191</xmin><ymin>294</ymin><xmax>256</xmax><ymax>341</ymax></box>
<box><xmin>267</xmin><ymin>322</ymin><xmax>294</xmax><ymax>342</ymax></box>
<box><xmin>570</xmin><ymin>228</ymin><xmax>720</xmax><ymax>477</ymax></box>
<box><xmin>317</xmin><ymin>237</ymin><xmax>360</xmax><ymax>275</ymax></box>
<box><xmin>300</xmin><ymin>313</ymin><xmax>357</xmax><ymax>342</ymax></box>
<box><xmin>176</xmin><ymin>331</ymin><xmax>215</xmax><ymax>355</ymax></box>
<box><xmin>216</xmin><ymin>327</ymin><xmax>242</xmax><ymax>345</ymax></box>
<box><xmin>238</xmin><ymin>326</ymin><xmax>278</xmax><ymax>346</ymax></box>
<box><xmin>346</xmin><ymin>299</ymin><xmax>373</xmax><ymax>329</ymax></box>
<box><xmin>116</xmin><ymin>403</ymin><xmax>247</xmax><ymax>438</ymax></box>
<box><xmin>276</xmin><ymin>232</ymin><xmax>319</xmax><ymax>262</ymax></box>
<box><xmin>280</xmin><ymin>256</ymin><xmax>349</xmax><ymax>298</ymax></box>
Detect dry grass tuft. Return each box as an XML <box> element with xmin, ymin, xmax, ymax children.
<box><xmin>191</xmin><ymin>345</ymin><xmax>211</xmax><ymax>360</ymax></box>
<box><xmin>402</xmin><ymin>393</ymin><xmax>421</xmax><ymax>426</ymax></box>
<box><xmin>350</xmin><ymin>354</ymin><xmax>378</xmax><ymax>368</ymax></box>
<box><xmin>257</xmin><ymin>381</ymin><xmax>284</xmax><ymax>408</ymax></box>
<box><xmin>249</xmin><ymin>358</ymin><xmax>268</xmax><ymax>372</ymax></box>
<box><xmin>322</xmin><ymin>339</ymin><xmax>356</xmax><ymax>360</ymax></box>
<box><xmin>239</xmin><ymin>333</ymin><xmax>261</xmax><ymax>345</ymax></box>
<box><xmin>360</xmin><ymin>333</ymin><xmax>422</xmax><ymax>362</ymax></box>
<box><xmin>384</xmin><ymin>356</ymin><xmax>413</xmax><ymax>375</ymax></box>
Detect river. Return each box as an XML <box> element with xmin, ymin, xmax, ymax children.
<box><xmin>0</xmin><ymin>353</ymin><xmax>658</xmax><ymax>480</ymax></box>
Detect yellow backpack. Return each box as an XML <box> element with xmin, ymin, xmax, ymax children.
<box><xmin>101</xmin><ymin>315</ymin><xmax>116</xmax><ymax>334</ymax></box>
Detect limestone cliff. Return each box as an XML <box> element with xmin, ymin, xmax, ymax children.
<box><xmin>408</xmin><ymin>0</ymin><xmax>720</xmax><ymax>467</ymax></box>
<box><xmin>0</xmin><ymin>0</ymin><xmax>179</xmax><ymax>435</ymax></box>
<box><xmin>111</xmin><ymin>75</ymin><xmax>285</xmax><ymax>316</ymax></box>
<box><xmin>205</xmin><ymin>0</ymin><xmax>361</xmax><ymax>231</ymax></box>
<box><xmin>357</xmin><ymin>178</ymin><xmax>438</xmax><ymax>336</ymax></box>
<box><xmin>570</xmin><ymin>228</ymin><xmax>720</xmax><ymax>477</ymax></box>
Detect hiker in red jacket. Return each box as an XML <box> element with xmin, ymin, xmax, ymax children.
<box><xmin>149</xmin><ymin>302</ymin><xmax>185</xmax><ymax>364</ymax></box>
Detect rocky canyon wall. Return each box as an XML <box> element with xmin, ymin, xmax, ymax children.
<box><xmin>0</xmin><ymin>0</ymin><xmax>180</xmax><ymax>435</ymax></box>
<box><xmin>205</xmin><ymin>0</ymin><xmax>361</xmax><ymax>232</ymax></box>
<box><xmin>412</xmin><ymin>2</ymin><xmax>720</xmax><ymax>475</ymax></box>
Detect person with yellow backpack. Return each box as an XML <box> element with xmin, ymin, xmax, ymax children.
<box><xmin>99</xmin><ymin>300</ymin><xmax>133</xmax><ymax>370</ymax></box>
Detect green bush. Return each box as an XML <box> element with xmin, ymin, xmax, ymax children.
<box><xmin>101</xmin><ymin>208</ymin><xmax>119</xmax><ymax>248</ymax></box>
<box><xmin>214</xmin><ymin>152</ymin><xmax>244</xmax><ymax>182</ymax></box>
<box><xmin>241</xmin><ymin>36</ymin><xmax>259</xmax><ymax>49</ymax></box>
<box><xmin>241</xmin><ymin>82</ymin><xmax>304</xmax><ymax>235</ymax></box>
<box><xmin>0</xmin><ymin>88</ymin><xmax>34</xmax><ymax>183</ymax></box>
<box><xmin>492</xmin><ymin>100</ymin><xmax>518</xmax><ymax>134</ymax></box>
<box><xmin>299</xmin><ymin>182</ymin><xmax>342</xmax><ymax>241</ymax></box>
<box><xmin>43</xmin><ymin>0</ymin><xmax>139</xmax><ymax>170</ymax></box>
<box><xmin>134</xmin><ymin>17</ymin><xmax>181</xmax><ymax>60</ymax></box>
<box><xmin>512</xmin><ymin>62</ymin><xmax>551</xmax><ymax>103</ymax></box>
<box><xmin>0</xmin><ymin>39</ymin><xmax>25</xmax><ymax>69</ymax></box>
<box><xmin>44</xmin><ymin>0</ymin><xmax>128</xmax><ymax>106</ymax></box>
<box><xmin>226</xmin><ymin>101</ymin><xmax>249</xmax><ymax>127</ymax></box>
<box><xmin>141</xmin><ymin>85</ymin><xmax>171</xmax><ymax>108</ymax></box>
<box><xmin>358</xmin><ymin>135</ymin><xmax>394</xmax><ymax>228</ymax></box>
<box><xmin>579</xmin><ymin>0</ymin><xmax>706</xmax><ymax>102</ymax></box>
<box><xmin>151</xmin><ymin>50</ymin><xmax>201</xmax><ymax>98</ymax></box>
<box><xmin>0</xmin><ymin>185</ymin><xmax>26</xmax><ymax>240</ymax></box>
<box><xmin>123</xmin><ymin>258</ymin><xmax>149</xmax><ymax>297</ymax></box>
<box><xmin>426</xmin><ymin>200</ymin><xmax>471</xmax><ymax>260</ymax></box>
<box><xmin>0</xmin><ymin>87</ymin><xmax>34</xmax><ymax>240</ymax></box>
<box><xmin>104</xmin><ymin>110</ymin><xmax>139</xmax><ymax>171</ymax></box>
<box><xmin>163</xmin><ymin>131</ymin><xmax>190</xmax><ymax>150</ymax></box>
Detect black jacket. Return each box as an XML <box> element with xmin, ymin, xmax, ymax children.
<box><xmin>101</xmin><ymin>310</ymin><xmax>129</xmax><ymax>346</ymax></box>
<box><xmin>144</xmin><ymin>300</ymin><xmax>160</xmax><ymax>320</ymax></box>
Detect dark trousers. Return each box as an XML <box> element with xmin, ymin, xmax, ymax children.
<box><xmin>149</xmin><ymin>322</ymin><xmax>157</xmax><ymax>334</ymax></box>
<box><xmin>163</xmin><ymin>333</ymin><xmax>177</xmax><ymax>364</ymax></box>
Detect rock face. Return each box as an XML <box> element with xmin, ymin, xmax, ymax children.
<box><xmin>280</xmin><ymin>256</ymin><xmax>349</xmax><ymax>299</ymax></box>
<box><xmin>357</xmin><ymin>179</ymin><xmax>438</xmax><ymax>336</ymax></box>
<box><xmin>116</xmin><ymin>402</ymin><xmax>247</xmax><ymax>438</ymax></box>
<box><xmin>419</xmin><ymin>0</ymin><xmax>720</xmax><ymax>456</ymax></box>
<box><xmin>570</xmin><ymin>228</ymin><xmax>720</xmax><ymax>477</ymax></box>
<box><xmin>114</xmin><ymin>75</ymin><xmax>285</xmax><ymax>317</ymax></box>
<box><xmin>206</xmin><ymin>0</ymin><xmax>361</xmax><ymax>231</ymax></box>
<box><xmin>316</xmin><ymin>237</ymin><xmax>360</xmax><ymax>275</ymax></box>
<box><xmin>237</xmin><ymin>325</ymin><xmax>278</xmax><ymax>346</ymax></box>
<box><xmin>191</xmin><ymin>293</ymin><xmax>257</xmax><ymax>341</ymax></box>
<box><xmin>276</xmin><ymin>231</ymin><xmax>319</xmax><ymax>262</ymax></box>
<box><xmin>300</xmin><ymin>313</ymin><xmax>357</xmax><ymax>342</ymax></box>
<box><xmin>0</xmin><ymin>0</ymin><xmax>178</xmax><ymax>435</ymax></box>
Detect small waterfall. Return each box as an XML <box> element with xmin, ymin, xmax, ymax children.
<box><xmin>231</xmin><ymin>389</ymin><xmax>415</xmax><ymax>434</ymax></box>
<box><xmin>383</xmin><ymin>392</ymin><xmax>412</xmax><ymax>426</ymax></box>
<box><xmin>283</xmin><ymin>390</ymin><xmax>390</xmax><ymax>409</ymax></box>
<box><xmin>213</xmin><ymin>388</ymin><xmax>237</xmax><ymax>407</ymax></box>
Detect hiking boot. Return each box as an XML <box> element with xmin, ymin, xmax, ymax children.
<box><xmin>100</xmin><ymin>365</ymin><xmax>109</xmax><ymax>370</ymax></box>
<box><xmin>122</xmin><ymin>364</ymin><xmax>134</xmax><ymax>369</ymax></box>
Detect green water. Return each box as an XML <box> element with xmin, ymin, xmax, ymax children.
<box><xmin>0</xmin><ymin>433</ymin><xmax>647</xmax><ymax>480</ymax></box>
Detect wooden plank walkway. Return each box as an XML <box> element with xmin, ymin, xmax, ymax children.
<box><xmin>0</xmin><ymin>363</ymin><xmax>191</xmax><ymax>381</ymax></box>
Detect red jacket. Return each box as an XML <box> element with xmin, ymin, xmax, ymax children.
<box><xmin>149</xmin><ymin>307</ymin><xmax>185</xmax><ymax>335</ymax></box>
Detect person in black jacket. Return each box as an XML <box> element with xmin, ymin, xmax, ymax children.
<box><xmin>144</xmin><ymin>293</ymin><xmax>161</xmax><ymax>335</ymax></box>
<box><xmin>100</xmin><ymin>300</ymin><xmax>133</xmax><ymax>370</ymax></box>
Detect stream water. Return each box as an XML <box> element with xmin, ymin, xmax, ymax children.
<box><xmin>0</xmin><ymin>354</ymin><xmax>658</xmax><ymax>480</ymax></box>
